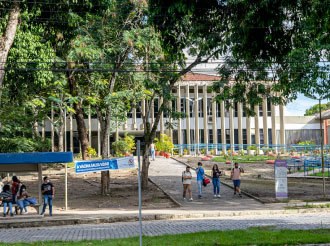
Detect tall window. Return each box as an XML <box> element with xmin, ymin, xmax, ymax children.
<box><xmin>207</xmin><ymin>98</ymin><xmax>212</xmax><ymax>116</ymax></box>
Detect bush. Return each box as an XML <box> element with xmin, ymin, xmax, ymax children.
<box><xmin>0</xmin><ymin>137</ymin><xmax>51</xmax><ymax>153</ymax></box>
<box><xmin>112</xmin><ymin>134</ymin><xmax>135</xmax><ymax>157</ymax></box>
<box><xmin>87</xmin><ymin>146</ymin><xmax>98</xmax><ymax>158</ymax></box>
<box><xmin>247</xmin><ymin>145</ymin><xmax>257</xmax><ymax>151</ymax></box>
<box><xmin>154</xmin><ymin>134</ymin><xmax>174</xmax><ymax>153</ymax></box>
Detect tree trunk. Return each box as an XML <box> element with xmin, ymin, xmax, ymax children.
<box><xmin>141</xmin><ymin>141</ymin><xmax>150</xmax><ymax>189</ymax></box>
<box><xmin>98</xmin><ymin>107</ymin><xmax>111</xmax><ymax>195</ymax></box>
<box><xmin>57</xmin><ymin>123</ymin><xmax>64</xmax><ymax>152</ymax></box>
<box><xmin>0</xmin><ymin>1</ymin><xmax>20</xmax><ymax>102</ymax></box>
<box><xmin>74</xmin><ymin>102</ymin><xmax>89</xmax><ymax>159</ymax></box>
<box><xmin>32</xmin><ymin>121</ymin><xmax>40</xmax><ymax>139</ymax></box>
<box><xmin>67</xmin><ymin>70</ymin><xmax>89</xmax><ymax>159</ymax></box>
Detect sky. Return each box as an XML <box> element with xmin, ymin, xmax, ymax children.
<box><xmin>285</xmin><ymin>94</ymin><xmax>329</xmax><ymax>116</ymax></box>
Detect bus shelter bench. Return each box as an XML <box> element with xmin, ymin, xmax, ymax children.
<box><xmin>1</xmin><ymin>203</ymin><xmax>41</xmax><ymax>215</ymax></box>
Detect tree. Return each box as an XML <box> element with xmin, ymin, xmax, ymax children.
<box><xmin>305</xmin><ymin>103</ymin><xmax>330</xmax><ymax>116</ymax></box>
<box><xmin>134</xmin><ymin>1</ymin><xmax>232</xmax><ymax>188</ymax></box>
<box><xmin>212</xmin><ymin>0</ymin><xmax>329</xmax><ymax>111</ymax></box>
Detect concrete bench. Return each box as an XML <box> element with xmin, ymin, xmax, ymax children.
<box><xmin>1</xmin><ymin>203</ymin><xmax>41</xmax><ymax>215</ymax></box>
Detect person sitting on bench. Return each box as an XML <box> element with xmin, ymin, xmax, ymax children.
<box><xmin>17</xmin><ymin>184</ymin><xmax>29</xmax><ymax>215</ymax></box>
<box><xmin>0</xmin><ymin>184</ymin><xmax>14</xmax><ymax>217</ymax></box>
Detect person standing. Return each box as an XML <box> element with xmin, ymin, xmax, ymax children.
<box><xmin>182</xmin><ymin>166</ymin><xmax>193</xmax><ymax>201</ymax></box>
<box><xmin>231</xmin><ymin>162</ymin><xmax>244</xmax><ymax>197</ymax></box>
<box><xmin>11</xmin><ymin>176</ymin><xmax>20</xmax><ymax>204</ymax></box>
<box><xmin>195</xmin><ymin>162</ymin><xmax>205</xmax><ymax>199</ymax></box>
<box><xmin>211</xmin><ymin>164</ymin><xmax>222</xmax><ymax>198</ymax></box>
<box><xmin>150</xmin><ymin>142</ymin><xmax>156</xmax><ymax>161</ymax></box>
<box><xmin>0</xmin><ymin>184</ymin><xmax>14</xmax><ymax>217</ymax></box>
<box><xmin>41</xmin><ymin>176</ymin><xmax>55</xmax><ymax>216</ymax></box>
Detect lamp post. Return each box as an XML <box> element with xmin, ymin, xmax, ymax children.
<box><xmin>188</xmin><ymin>97</ymin><xmax>203</xmax><ymax>155</ymax></box>
<box><xmin>306</xmin><ymin>94</ymin><xmax>329</xmax><ymax>198</ymax></box>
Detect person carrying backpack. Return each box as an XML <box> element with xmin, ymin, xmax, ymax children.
<box><xmin>195</xmin><ymin>162</ymin><xmax>205</xmax><ymax>199</ymax></box>
<box><xmin>231</xmin><ymin>162</ymin><xmax>244</xmax><ymax>197</ymax></box>
<box><xmin>182</xmin><ymin>166</ymin><xmax>193</xmax><ymax>201</ymax></box>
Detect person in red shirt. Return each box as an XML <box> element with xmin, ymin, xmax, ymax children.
<box><xmin>11</xmin><ymin>176</ymin><xmax>21</xmax><ymax>204</ymax></box>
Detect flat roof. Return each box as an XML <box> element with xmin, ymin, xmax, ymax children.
<box><xmin>0</xmin><ymin>152</ymin><xmax>73</xmax><ymax>165</ymax></box>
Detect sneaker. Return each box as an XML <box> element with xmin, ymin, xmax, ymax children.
<box><xmin>217</xmin><ymin>194</ymin><xmax>221</xmax><ymax>198</ymax></box>
<box><xmin>3</xmin><ymin>214</ymin><xmax>6</xmax><ymax>217</ymax></box>
<box><xmin>10</xmin><ymin>213</ymin><xmax>14</xmax><ymax>217</ymax></box>
<box><xmin>198</xmin><ymin>195</ymin><xmax>202</xmax><ymax>199</ymax></box>
<box><xmin>183</xmin><ymin>197</ymin><xmax>186</xmax><ymax>201</ymax></box>
<box><xmin>40</xmin><ymin>212</ymin><xmax>44</xmax><ymax>216</ymax></box>
<box><xmin>213</xmin><ymin>195</ymin><xmax>217</xmax><ymax>198</ymax></box>
<box><xmin>233</xmin><ymin>192</ymin><xmax>236</xmax><ymax>195</ymax></box>
<box><xmin>189</xmin><ymin>198</ymin><xmax>193</xmax><ymax>201</ymax></box>
<box><xmin>22</xmin><ymin>211</ymin><xmax>28</xmax><ymax>214</ymax></box>
<box><xmin>239</xmin><ymin>194</ymin><xmax>242</xmax><ymax>197</ymax></box>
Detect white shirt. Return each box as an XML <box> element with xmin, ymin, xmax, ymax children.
<box><xmin>182</xmin><ymin>171</ymin><xmax>192</xmax><ymax>184</ymax></box>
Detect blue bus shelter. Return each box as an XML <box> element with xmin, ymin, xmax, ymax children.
<box><xmin>0</xmin><ymin>152</ymin><xmax>73</xmax><ymax>212</ymax></box>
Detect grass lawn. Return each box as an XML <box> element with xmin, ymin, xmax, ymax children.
<box><xmin>310</xmin><ymin>171</ymin><xmax>330</xmax><ymax>177</ymax></box>
<box><xmin>212</xmin><ymin>155</ymin><xmax>275</xmax><ymax>163</ymax></box>
<box><xmin>4</xmin><ymin>228</ymin><xmax>330</xmax><ymax>246</ymax></box>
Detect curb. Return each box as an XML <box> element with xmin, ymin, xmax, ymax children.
<box><xmin>148</xmin><ymin>177</ymin><xmax>181</xmax><ymax>208</ymax></box>
<box><xmin>171</xmin><ymin>157</ymin><xmax>265</xmax><ymax>204</ymax></box>
<box><xmin>1</xmin><ymin>208</ymin><xmax>330</xmax><ymax>229</ymax></box>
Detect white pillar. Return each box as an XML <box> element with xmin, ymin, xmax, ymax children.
<box><xmin>237</xmin><ymin>102</ymin><xmax>243</xmax><ymax>149</ymax></box>
<box><xmin>186</xmin><ymin>85</ymin><xmax>191</xmax><ymax>151</ymax></box>
<box><xmin>160</xmin><ymin>97</ymin><xmax>164</xmax><ymax>134</ymax></box>
<box><xmin>220</xmin><ymin>101</ymin><xmax>226</xmax><ymax>154</ymax></box>
<box><xmin>203</xmin><ymin>85</ymin><xmax>208</xmax><ymax>153</ymax></box>
<box><xmin>271</xmin><ymin>103</ymin><xmax>277</xmax><ymax>149</ymax></box>
<box><xmin>262</xmin><ymin>97</ymin><xmax>269</xmax><ymax>146</ymax></box>
<box><xmin>97</xmin><ymin>120</ymin><xmax>101</xmax><ymax>156</ymax></box>
<box><xmin>229</xmin><ymin>102</ymin><xmax>234</xmax><ymax>152</ymax></box>
<box><xmin>212</xmin><ymin>92</ymin><xmax>217</xmax><ymax>155</ymax></box>
<box><xmin>246</xmin><ymin>115</ymin><xmax>251</xmax><ymax>148</ymax></box>
<box><xmin>279</xmin><ymin>104</ymin><xmax>285</xmax><ymax>146</ymax></box>
<box><xmin>132</xmin><ymin>108</ymin><xmax>137</xmax><ymax>130</ymax></box>
<box><xmin>70</xmin><ymin>112</ymin><xmax>73</xmax><ymax>153</ymax></box>
<box><xmin>194</xmin><ymin>85</ymin><xmax>199</xmax><ymax>154</ymax></box>
<box><xmin>254</xmin><ymin>105</ymin><xmax>260</xmax><ymax>148</ymax></box>
<box><xmin>88</xmin><ymin>105</ymin><xmax>92</xmax><ymax>142</ymax></box>
<box><xmin>177</xmin><ymin>85</ymin><xmax>182</xmax><ymax>154</ymax></box>
<box><xmin>51</xmin><ymin>103</ymin><xmax>54</xmax><ymax>152</ymax></box>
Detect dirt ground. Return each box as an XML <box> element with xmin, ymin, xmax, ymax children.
<box><xmin>1</xmin><ymin>166</ymin><xmax>176</xmax><ymax>213</ymax></box>
<box><xmin>176</xmin><ymin>156</ymin><xmax>330</xmax><ymax>203</ymax></box>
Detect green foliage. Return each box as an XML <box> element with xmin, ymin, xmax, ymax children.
<box><xmin>87</xmin><ymin>147</ymin><xmax>98</xmax><ymax>158</ymax></box>
<box><xmin>154</xmin><ymin>134</ymin><xmax>174</xmax><ymax>153</ymax></box>
<box><xmin>112</xmin><ymin>134</ymin><xmax>135</xmax><ymax>157</ymax></box>
<box><xmin>0</xmin><ymin>137</ymin><xmax>51</xmax><ymax>153</ymax></box>
<box><xmin>298</xmin><ymin>140</ymin><xmax>315</xmax><ymax>145</ymax></box>
<box><xmin>305</xmin><ymin>103</ymin><xmax>330</xmax><ymax>116</ymax></box>
<box><xmin>247</xmin><ymin>145</ymin><xmax>257</xmax><ymax>151</ymax></box>
<box><xmin>112</xmin><ymin>140</ymin><xmax>128</xmax><ymax>157</ymax></box>
<box><xmin>123</xmin><ymin>134</ymin><xmax>135</xmax><ymax>154</ymax></box>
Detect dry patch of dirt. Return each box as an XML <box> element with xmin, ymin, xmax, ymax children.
<box><xmin>176</xmin><ymin>156</ymin><xmax>330</xmax><ymax>203</ymax></box>
<box><xmin>2</xmin><ymin>167</ymin><xmax>176</xmax><ymax>212</ymax></box>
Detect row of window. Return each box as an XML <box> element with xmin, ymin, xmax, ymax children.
<box><xmin>128</xmin><ymin>98</ymin><xmax>272</xmax><ymax>118</ymax></box>
<box><xmin>172</xmin><ymin>129</ymin><xmax>273</xmax><ymax>145</ymax></box>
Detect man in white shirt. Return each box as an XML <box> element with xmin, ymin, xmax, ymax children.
<box><xmin>182</xmin><ymin>166</ymin><xmax>193</xmax><ymax>201</ymax></box>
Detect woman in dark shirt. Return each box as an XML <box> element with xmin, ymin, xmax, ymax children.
<box><xmin>211</xmin><ymin>164</ymin><xmax>222</xmax><ymax>198</ymax></box>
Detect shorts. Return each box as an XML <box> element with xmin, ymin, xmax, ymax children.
<box><xmin>233</xmin><ymin>179</ymin><xmax>241</xmax><ymax>187</ymax></box>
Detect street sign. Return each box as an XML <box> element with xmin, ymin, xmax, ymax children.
<box><xmin>75</xmin><ymin>156</ymin><xmax>135</xmax><ymax>174</ymax></box>
<box><xmin>274</xmin><ymin>159</ymin><xmax>288</xmax><ymax>199</ymax></box>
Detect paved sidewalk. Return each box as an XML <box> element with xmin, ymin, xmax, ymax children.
<box><xmin>0</xmin><ymin>156</ymin><xmax>329</xmax><ymax>229</ymax></box>
<box><xmin>149</xmin><ymin>157</ymin><xmax>278</xmax><ymax>211</ymax></box>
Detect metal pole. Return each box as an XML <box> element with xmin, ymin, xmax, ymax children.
<box><xmin>319</xmin><ymin>99</ymin><xmax>326</xmax><ymax>197</ymax></box>
<box><xmin>137</xmin><ymin>140</ymin><xmax>143</xmax><ymax>246</ymax></box>
<box><xmin>65</xmin><ymin>163</ymin><xmax>68</xmax><ymax>211</ymax></box>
